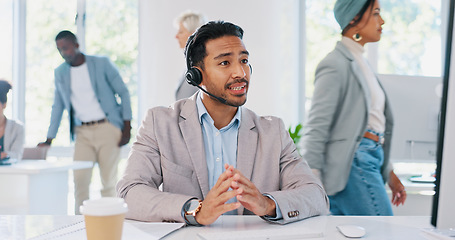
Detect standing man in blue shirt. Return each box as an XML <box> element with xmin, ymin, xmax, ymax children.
<box><xmin>38</xmin><ymin>30</ymin><xmax>132</xmax><ymax>214</ymax></box>
<box><xmin>117</xmin><ymin>21</ymin><xmax>328</xmax><ymax>225</ymax></box>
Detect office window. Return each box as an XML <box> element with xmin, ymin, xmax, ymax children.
<box><xmin>305</xmin><ymin>0</ymin><xmax>444</xmax><ymax>163</ymax></box>
<box><xmin>305</xmin><ymin>0</ymin><xmax>443</xmax><ymax>97</ymax></box>
<box><xmin>379</xmin><ymin>0</ymin><xmax>442</xmax><ymax>76</ymax></box>
<box><xmin>0</xmin><ymin>0</ymin><xmax>13</xmax><ymax>81</ymax></box>
<box><xmin>0</xmin><ymin>0</ymin><xmax>13</xmax><ymax>117</ymax></box>
<box><xmin>85</xmin><ymin>0</ymin><xmax>138</xmax><ymax>138</ymax></box>
<box><xmin>23</xmin><ymin>0</ymin><xmax>138</xmax><ymax>146</ymax></box>
<box><xmin>305</xmin><ymin>0</ymin><xmax>338</xmax><ymax>98</ymax></box>
<box><xmin>25</xmin><ymin>0</ymin><xmax>77</xmax><ymax>145</ymax></box>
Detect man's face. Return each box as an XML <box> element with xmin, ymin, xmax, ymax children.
<box><xmin>199</xmin><ymin>35</ymin><xmax>250</xmax><ymax>107</ymax></box>
<box><xmin>56</xmin><ymin>38</ymin><xmax>80</xmax><ymax>65</ymax></box>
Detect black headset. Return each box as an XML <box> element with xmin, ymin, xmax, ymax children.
<box><xmin>184</xmin><ymin>35</ymin><xmax>252</xmax><ymax>87</ymax></box>
<box><xmin>185</xmin><ymin>36</ymin><xmax>203</xmax><ymax>86</ymax></box>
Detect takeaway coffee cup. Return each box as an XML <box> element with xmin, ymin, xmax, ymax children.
<box><xmin>80</xmin><ymin>197</ymin><xmax>128</xmax><ymax>240</ymax></box>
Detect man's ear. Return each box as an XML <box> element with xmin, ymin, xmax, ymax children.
<box><xmin>194</xmin><ymin>66</ymin><xmax>203</xmax><ymax>73</ymax></box>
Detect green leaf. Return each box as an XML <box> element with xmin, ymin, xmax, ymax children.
<box><xmin>288</xmin><ymin>123</ymin><xmax>303</xmax><ymax>144</ymax></box>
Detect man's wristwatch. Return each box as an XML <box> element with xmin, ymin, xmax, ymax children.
<box><xmin>184</xmin><ymin>199</ymin><xmax>203</xmax><ymax>226</ymax></box>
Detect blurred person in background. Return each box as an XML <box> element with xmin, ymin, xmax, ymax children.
<box><xmin>0</xmin><ymin>79</ymin><xmax>24</xmax><ymax>161</ymax></box>
<box><xmin>301</xmin><ymin>0</ymin><xmax>406</xmax><ymax>215</ymax></box>
<box><xmin>37</xmin><ymin>30</ymin><xmax>132</xmax><ymax>214</ymax></box>
<box><xmin>174</xmin><ymin>10</ymin><xmax>207</xmax><ymax>100</ymax></box>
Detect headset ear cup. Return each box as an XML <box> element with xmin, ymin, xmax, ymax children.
<box><xmin>185</xmin><ymin>67</ymin><xmax>203</xmax><ymax>86</ymax></box>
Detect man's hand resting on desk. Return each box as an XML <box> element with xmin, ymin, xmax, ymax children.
<box><xmin>37</xmin><ymin>138</ymin><xmax>53</xmax><ymax>147</ymax></box>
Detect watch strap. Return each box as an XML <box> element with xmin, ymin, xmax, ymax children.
<box><xmin>181</xmin><ymin>197</ymin><xmax>197</xmax><ymax>221</ymax></box>
<box><xmin>185</xmin><ymin>211</ymin><xmax>202</xmax><ymax>226</ymax></box>
<box><xmin>184</xmin><ymin>199</ymin><xmax>203</xmax><ymax>226</ymax></box>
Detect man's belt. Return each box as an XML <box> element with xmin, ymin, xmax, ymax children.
<box><xmin>81</xmin><ymin>118</ymin><xmax>107</xmax><ymax>126</ymax></box>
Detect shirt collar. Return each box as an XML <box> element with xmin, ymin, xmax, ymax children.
<box><xmin>196</xmin><ymin>91</ymin><xmax>242</xmax><ymax>129</ymax></box>
<box><xmin>341</xmin><ymin>36</ymin><xmax>365</xmax><ymax>56</ymax></box>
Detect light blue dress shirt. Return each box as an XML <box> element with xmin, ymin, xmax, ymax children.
<box><xmin>196</xmin><ymin>94</ymin><xmax>240</xmax><ymax>215</ymax></box>
<box><xmin>196</xmin><ymin>93</ymin><xmax>282</xmax><ymax>219</ymax></box>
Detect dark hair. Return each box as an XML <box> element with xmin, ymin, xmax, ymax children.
<box><xmin>184</xmin><ymin>20</ymin><xmax>244</xmax><ymax>70</ymax></box>
<box><xmin>342</xmin><ymin>0</ymin><xmax>375</xmax><ymax>35</ymax></box>
<box><xmin>0</xmin><ymin>80</ymin><xmax>12</xmax><ymax>104</ymax></box>
<box><xmin>55</xmin><ymin>30</ymin><xmax>78</xmax><ymax>43</ymax></box>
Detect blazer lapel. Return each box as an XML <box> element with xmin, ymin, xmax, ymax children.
<box><xmin>236</xmin><ymin>108</ymin><xmax>258</xmax><ymax>214</ymax></box>
<box><xmin>85</xmin><ymin>55</ymin><xmax>98</xmax><ymax>94</ymax></box>
<box><xmin>60</xmin><ymin>64</ymin><xmax>72</xmax><ymax>110</ymax></box>
<box><xmin>336</xmin><ymin>42</ymin><xmax>371</xmax><ymax>111</ymax></box>
<box><xmin>179</xmin><ymin>98</ymin><xmax>210</xmax><ymax>198</ymax></box>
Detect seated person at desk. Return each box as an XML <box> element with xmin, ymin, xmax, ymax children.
<box><xmin>117</xmin><ymin>21</ymin><xmax>329</xmax><ymax>226</ymax></box>
<box><xmin>0</xmin><ymin>79</ymin><xmax>25</xmax><ymax>161</ymax></box>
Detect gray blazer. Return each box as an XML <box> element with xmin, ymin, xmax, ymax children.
<box><xmin>302</xmin><ymin>41</ymin><xmax>393</xmax><ymax>196</ymax></box>
<box><xmin>47</xmin><ymin>54</ymin><xmax>132</xmax><ymax>139</ymax></box>
<box><xmin>4</xmin><ymin>119</ymin><xmax>25</xmax><ymax>161</ymax></box>
<box><xmin>117</xmin><ymin>95</ymin><xmax>329</xmax><ymax>224</ymax></box>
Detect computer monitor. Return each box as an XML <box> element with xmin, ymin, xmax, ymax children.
<box><xmin>431</xmin><ymin>0</ymin><xmax>455</xmax><ymax>229</ymax></box>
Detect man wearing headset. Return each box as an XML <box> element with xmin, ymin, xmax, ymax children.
<box><xmin>117</xmin><ymin>21</ymin><xmax>329</xmax><ymax>225</ymax></box>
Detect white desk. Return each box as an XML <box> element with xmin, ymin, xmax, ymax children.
<box><xmin>162</xmin><ymin>215</ymin><xmax>435</xmax><ymax>239</ymax></box>
<box><xmin>0</xmin><ymin>215</ymin><xmax>437</xmax><ymax>240</ymax></box>
<box><xmin>0</xmin><ymin>160</ymin><xmax>92</xmax><ymax>215</ymax></box>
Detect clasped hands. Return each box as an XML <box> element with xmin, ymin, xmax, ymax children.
<box><xmin>195</xmin><ymin>164</ymin><xmax>276</xmax><ymax>225</ymax></box>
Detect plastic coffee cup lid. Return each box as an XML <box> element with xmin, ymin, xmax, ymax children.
<box><xmin>80</xmin><ymin>197</ymin><xmax>128</xmax><ymax>216</ymax></box>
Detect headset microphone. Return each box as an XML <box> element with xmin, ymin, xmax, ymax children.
<box><xmin>184</xmin><ymin>64</ymin><xmax>230</xmax><ymax>105</ymax></box>
<box><xmin>195</xmin><ymin>82</ymin><xmax>228</xmax><ymax>104</ymax></box>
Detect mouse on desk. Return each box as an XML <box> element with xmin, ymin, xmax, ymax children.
<box><xmin>336</xmin><ymin>225</ymin><xmax>366</xmax><ymax>238</ymax></box>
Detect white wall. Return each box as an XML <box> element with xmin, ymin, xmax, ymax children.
<box><xmin>138</xmin><ymin>0</ymin><xmax>303</xmax><ymax>126</ymax></box>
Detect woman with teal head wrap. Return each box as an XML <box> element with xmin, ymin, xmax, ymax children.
<box><xmin>301</xmin><ymin>0</ymin><xmax>407</xmax><ymax>215</ymax></box>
